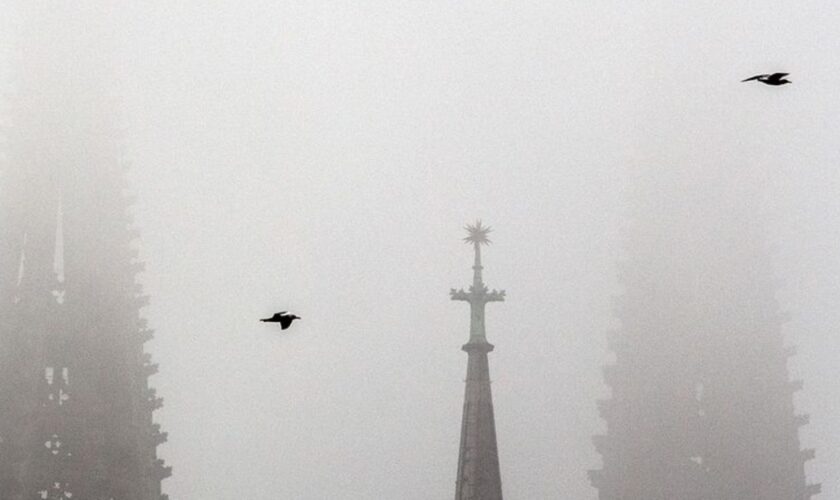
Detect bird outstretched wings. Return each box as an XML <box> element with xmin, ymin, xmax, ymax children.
<box><xmin>260</xmin><ymin>311</ymin><xmax>301</xmax><ymax>330</ymax></box>
<box><xmin>742</xmin><ymin>72</ymin><xmax>791</xmax><ymax>85</ymax></box>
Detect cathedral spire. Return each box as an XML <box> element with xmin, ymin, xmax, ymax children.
<box><xmin>451</xmin><ymin>221</ymin><xmax>505</xmax><ymax>500</ymax></box>
<box><xmin>589</xmin><ymin>169</ymin><xmax>819</xmax><ymax>499</ymax></box>
<box><xmin>0</xmin><ymin>5</ymin><xmax>170</xmax><ymax>498</ymax></box>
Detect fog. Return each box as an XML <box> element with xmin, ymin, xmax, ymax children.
<box><xmin>2</xmin><ymin>1</ymin><xmax>840</xmax><ymax>499</ymax></box>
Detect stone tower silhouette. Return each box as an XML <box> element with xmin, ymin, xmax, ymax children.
<box><xmin>451</xmin><ymin>221</ymin><xmax>505</xmax><ymax>500</ymax></box>
<box><xmin>589</xmin><ymin>168</ymin><xmax>819</xmax><ymax>499</ymax></box>
<box><xmin>0</xmin><ymin>5</ymin><xmax>170</xmax><ymax>499</ymax></box>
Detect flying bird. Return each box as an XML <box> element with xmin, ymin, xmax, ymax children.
<box><xmin>741</xmin><ymin>72</ymin><xmax>791</xmax><ymax>86</ymax></box>
<box><xmin>260</xmin><ymin>311</ymin><xmax>301</xmax><ymax>330</ymax></box>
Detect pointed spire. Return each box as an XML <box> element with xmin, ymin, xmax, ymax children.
<box><xmin>0</xmin><ymin>6</ymin><xmax>170</xmax><ymax>498</ymax></box>
<box><xmin>590</xmin><ymin>173</ymin><xmax>818</xmax><ymax>499</ymax></box>
<box><xmin>451</xmin><ymin>222</ymin><xmax>505</xmax><ymax>500</ymax></box>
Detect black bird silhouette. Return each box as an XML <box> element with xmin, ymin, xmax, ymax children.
<box><xmin>742</xmin><ymin>72</ymin><xmax>791</xmax><ymax>86</ymax></box>
<box><xmin>260</xmin><ymin>311</ymin><xmax>301</xmax><ymax>330</ymax></box>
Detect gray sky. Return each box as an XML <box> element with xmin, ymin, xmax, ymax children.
<box><xmin>3</xmin><ymin>1</ymin><xmax>840</xmax><ymax>498</ymax></box>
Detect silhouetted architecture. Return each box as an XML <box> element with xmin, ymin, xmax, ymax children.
<box><xmin>589</xmin><ymin>170</ymin><xmax>819</xmax><ymax>499</ymax></box>
<box><xmin>451</xmin><ymin>221</ymin><xmax>505</xmax><ymax>500</ymax></box>
<box><xmin>0</xmin><ymin>6</ymin><xmax>170</xmax><ymax>499</ymax></box>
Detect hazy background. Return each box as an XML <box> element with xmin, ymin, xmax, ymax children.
<box><xmin>2</xmin><ymin>1</ymin><xmax>840</xmax><ymax>498</ymax></box>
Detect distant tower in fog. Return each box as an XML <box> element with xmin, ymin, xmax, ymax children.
<box><xmin>589</xmin><ymin>170</ymin><xmax>820</xmax><ymax>500</ymax></box>
<box><xmin>451</xmin><ymin>221</ymin><xmax>505</xmax><ymax>500</ymax></box>
<box><xmin>0</xmin><ymin>6</ymin><xmax>170</xmax><ymax>499</ymax></box>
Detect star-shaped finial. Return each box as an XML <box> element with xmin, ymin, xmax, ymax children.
<box><xmin>463</xmin><ymin>220</ymin><xmax>492</xmax><ymax>245</ymax></box>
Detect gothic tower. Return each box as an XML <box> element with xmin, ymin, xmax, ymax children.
<box><xmin>451</xmin><ymin>221</ymin><xmax>505</xmax><ymax>500</ymax></box>
<box><xmin>0</xmin><ymin>4</ymin><xmax>170</xmax><ymax>499</ymax></box>
<box><xmin>589</xmin><ymin>167</ymin><xmax>819</xmax><ymax>499</ymax></box>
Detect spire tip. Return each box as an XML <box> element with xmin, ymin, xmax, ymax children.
<box><xmin>463</xmin><ymin>220</ymin><xmax>492</xmax><ymax>245</ymax></box>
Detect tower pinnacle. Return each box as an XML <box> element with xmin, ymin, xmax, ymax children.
<box><xmin>451</xmin><ymin>221</ymin><xmax>505</xmax><ymax>500</ymax></box>
<box><xmin>451</xmin><ymin>221</ymin><xmax>505</xmax><ymax>343</ymax></box>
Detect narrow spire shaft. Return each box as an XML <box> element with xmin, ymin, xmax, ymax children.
<box><xmin>470</xmin><ymin>242</ymin><xmax>486</xmax><ymax>342</ymax></box>
<box><xmin>473</xmin><ymin>242</ymin><xmax>483</xmax><ymax>289</ymax></box>
<box><xmin>451</xmin><ymin>221</ymin><xmax>505</xmax><ymax>500</ymax></box>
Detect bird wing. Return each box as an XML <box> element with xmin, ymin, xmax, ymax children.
<box><xmin>274</xmin><ymin>311</ymin><xmax>287</xmax><ymax>316</ymax></box>
<box><xmin>771</xmin><ymin>72</ymin><xmax>789</xmax><ymax>78</ymax></box>
<box><xmin>741</xmin><ymin>74</ymin><xmax>767</xmax><ymax>82</ymax></box>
